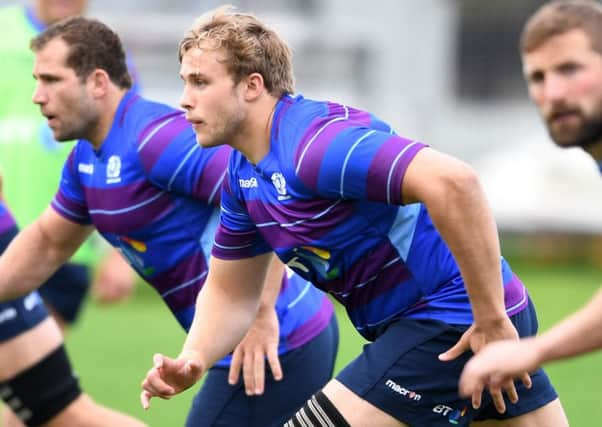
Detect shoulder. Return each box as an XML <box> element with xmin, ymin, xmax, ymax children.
<box><xmin>128</xmin><ymin>98</ymin><xmax>188</xmax><ymax>147</ymax></box>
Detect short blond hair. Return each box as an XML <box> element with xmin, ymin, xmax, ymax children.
<box><xmin>521</xmin><ymin>0</ymin><xmax>602</xmax><ymax>54</ymax></box>
<box><xmin>180</xmin><ymin>5</ymin><xmax>294</xmax><ymax>96</ymax></box>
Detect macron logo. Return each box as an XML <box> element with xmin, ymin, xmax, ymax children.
<box><xmin>385</xmin><ymin>379</ymin><xmax>422</xmax><ymax>401</ymax></box>
<box><xmin>78</xmin><ymin>163</ymin><xmax>94</xmax><ymax>174</ymax></box>
<box><xmin>239</xmin><ymin>177</ymin><xmax>258</xmax><ymax>188</ymax></box>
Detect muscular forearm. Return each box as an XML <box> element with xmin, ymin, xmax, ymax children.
<box><xmin>404</xmin><ymin>150</ymin><xmax>506</xmax><ymax>324</ymax></box>
<box><xmin>534</xmin><ymin>288</ymin><xmax>602</xmax><ymax>363</ymax></box>
<box><xmin>181</xmin><ymin>254</ymin><xmax>271</xmax><ymax>369</ymax></box>
<box><xmin>0</xmin><ymin>210</ymin><xmax>91</xmax><ymax>301</ymax></box>
<box><xmin>428</xmin><ymin>165</ymin><xmax>506</xmax><ymax>323</ymax></box>
<box><xmin>257</xmin><ymin>255</ymin><xmax>284</xmax><ymax>314</ymax></box>
<box><xmin>182</xmin><ymin>282</ymin><xmax>260</xmax><ymax>367</ymax></box>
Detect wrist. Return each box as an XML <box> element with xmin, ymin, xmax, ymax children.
<box><xmin>179</xmin><ymin>348</ymin><xmax>204</xmax><ymax>366</ymax></box>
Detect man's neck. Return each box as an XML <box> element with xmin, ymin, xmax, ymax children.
<box><xmin>89</xmin><ymin>89</ymin><xmax>128</xmax><ymax>149</ymax></box>
<box><xmin>584</xmin><ymin>139</ymin><xmax>602</xmax><ymax>163</ymax></box>
<box><xmin>234</xmin><ymin>96</ymin><xmax>279</xmax><ymax>165</ymax></box>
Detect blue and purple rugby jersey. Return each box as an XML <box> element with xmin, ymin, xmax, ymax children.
<box><xmin>51</xmin><ymin>91</ymin><xmax>333</xmax><ymax>366</ymax></box>
<box><xmin>213</xmin><ymin>94</ymin><xmax>528</xmax><ymax>342</ymax></box>
<box><xmin>0</xmin><ymin>202</ymin><xmax>16</xmax><ymax>235</ymax></box>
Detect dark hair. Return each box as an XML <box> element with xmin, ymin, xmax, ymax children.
<box><xmin>31</xmin><ymin>16</ymin><xmax>132</xmax><ymax>89</ymax></box>
<box><xmin>521</xmin><ymin>0</ymin><xmax>602</xmax><ymax>55</ymax></box>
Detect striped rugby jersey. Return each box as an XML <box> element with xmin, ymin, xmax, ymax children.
<box><xmin>213</xmin><ymin>94</ymin><xmax>527</xmax><ymax>341</ymax></box>
<box><xmin>52</xmin><ymin>91</ymin><xmax>333</xmax><ymax>365</ymax></box>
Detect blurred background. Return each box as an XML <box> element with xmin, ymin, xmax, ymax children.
<box><xmin>76</xmin><ymin>0</ymin><xmax>602</xmax><ymax>247</ymax></box>
<box><xmin>1</xmin><ymin>1</ymin><xmax>601</xmax><ymax>426</ymax></box>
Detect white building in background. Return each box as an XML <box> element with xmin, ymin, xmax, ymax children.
<box><xmin>5</xmin><ymin>0</ymin><xmax>599</xmax><ymax>232</ymax></box>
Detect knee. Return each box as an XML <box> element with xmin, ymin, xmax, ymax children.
<box><xmin>284</xmin><ymin>391</ymin><xmax>350</xmax><ymax>427</ymax></box>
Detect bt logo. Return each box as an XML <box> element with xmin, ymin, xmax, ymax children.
<box><xmin>433</xmin><ymin>404</ymin><xmax>468</xmax><ymax>425</ymax></box>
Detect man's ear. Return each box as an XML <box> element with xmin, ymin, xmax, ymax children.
<box><xmin>88</xmin><ymin>69</ymin><xmax>111</xmax><ymax>98</ymax></box>
<box><xmin>243</xmin><ymin>72</ymin><xmax>266</xmax><ymax>101</ymax></box>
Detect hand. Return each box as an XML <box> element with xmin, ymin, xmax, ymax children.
<box><xmin>140</xmin><ymin>351</ymin><xmax>204</xmax><ymax>409</ymax></box>
<box><xmin>438</xmin><ymin>316</ymin><xmax>529</xmax><ymax>413</ymax></box>
<box><xmin>228</xmin><ymin>306</ymin><xmax>282</xmax><ymax>395</ymax></box>
<box><xmin>459</xmin><ymin>339</ymin><xmax>536</xmax><ymax>400</ymax></box>
<box><xmin>92</xmin><ymin>249</ymin><xmax>137</xmax><ymax>304</ymax></box>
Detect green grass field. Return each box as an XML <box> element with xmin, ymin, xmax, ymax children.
<box><xmin>3</xmin><ymin>263</ymin><xmax>601</xmax><ymax>426</ymax></box>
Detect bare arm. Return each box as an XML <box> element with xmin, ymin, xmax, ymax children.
<box><xmin>535</xmin><ymin>287</ymin><xmax>602</xmax><ymax>362</ymax></box>
<box><xmin>402</xmin><ymin>148</ymin><xmax>507</xmax><ymax>326</ymax></box>
<box><xmin>0</xmin><ymin>207</ymin><xmax>93</xmax><ymax>301</ymax></box>
<box><xmin>140</xmin><ymin>252</ymin><xmax>272</xmax><ymax>408</ymax></box>
<box><xmin>182</xmin><ymin>252</ymin><xmax>273</xmax><ymax>366</ymax></box>
<box><xmin>228</xmin><ymin>256</ymin><xmax>285</xmax><ymax>394</ymax></box>
<box><xmin>460</xmin><ymin>288</ymin><xmax>602</xmax><ymax>397</ymax></box>
<box><xmin>402</xmin><ymin>148</ymin><xmax>521</xmax><ymax>412</ymax></box>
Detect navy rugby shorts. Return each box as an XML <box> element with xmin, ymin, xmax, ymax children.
<box><xmin>0</xmin><ymin>226</ymin><xmax>48</xmax><ymax>342</ymax></box>
<box><xmin>336</xmin><ymin>298</ymin><xmax>557</xmax><ymax>426</ymax></box>
<box><xmin>186</xmin><ymin>315</ymin><xmax>339</xmax><ymax>427</ymax></box>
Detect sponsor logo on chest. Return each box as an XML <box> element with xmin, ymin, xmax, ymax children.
<box><xmin>239</xmin><ymin>177</ymin><xmax>258</xmax><ymax>188</ymax></box>
<box><xmin>78</xmin><ymin>163</ymin><xmax>94</xmax><ymax>174</ymax></box>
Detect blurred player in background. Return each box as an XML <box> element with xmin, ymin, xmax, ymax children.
<box><xmin>0</xmin><ymin>0</ymin><xmax>138</xmax><ymax>332</ymax></box>
<box><xmin>141</xmin><ymin>6</ymin><xmax>568</xmax><ymax>427</ymax></box>
<box><xmin>0</xmin><ymin>16</ymin><xmax>338</xmax><ymax>427</ymax></box>
<box><xmin>460</xmin><ymin>0</ymin><xmax>602</xmax><ymax>397</ymax></box>
<box><xmin>0</xmin><ymin>180</ymin><xmax>146</xmax><ymax>427</ymax></box>
<box><xmin>0</xmin><ymin>1</ymin><xmax>137</xmax><ymax>425</ymax></box>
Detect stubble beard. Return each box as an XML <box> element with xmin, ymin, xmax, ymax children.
<box><xmin>55</xmin><ymin>102</ymin><xmax>100</xmax><ymax>143</ymax></box>
<box><xmin>547</xmin><ymin>102</ymin><xmax>602</xmax><ymax>149</ymax></box>
<box><xmin>206</xmin><ymin>107</ymin><xmax>246</xmax><ymax>149</ymax></box>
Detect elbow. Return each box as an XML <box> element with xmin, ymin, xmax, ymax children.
<box><xmin>439</xmin><ymin>162</ymin><xmax>484</xmax><ymax>204</ymax></box>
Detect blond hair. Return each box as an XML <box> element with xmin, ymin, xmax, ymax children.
<box><xmin>180</xmin><ymin>5</ymin><xmax>294</xmax><ymax>96</ymax></box>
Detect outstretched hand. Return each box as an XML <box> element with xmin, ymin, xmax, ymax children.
<box><xmin>140</xmin><ymin>352</ymin><xmax>204</xmax><ymax>409</ymax></box>
<box><xmin>228</xmin><ymin>306</ymin><xmax>282</xmax><ymax>395</ymax></box>
<box><xmin>459</xmin><ymin>339</ymin><xmax>535</xmax><ymax>399</ymax></box>
<box><xmin>438</xmin><ymin>317</ymin><xmax>530</xmax><ymax>413</ymax></box>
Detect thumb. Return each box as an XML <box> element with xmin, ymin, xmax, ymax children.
<box><xmin>153</xmin><ymin>353</ymin><xmax>165</xmax><ymax>369</ymax></box>
<box><xmin>140</xmin><ymin>390</ymin><xmax>152</xmax><ymax>410</ymax></box>
<box><xmin>438</xmin><ymin>337</ymin><xmax>469</xmax><ymax>362</ymax></box>
<box><xmin>185</xmin><ymin>358</ymin><xmax>203</xmax><ymax>378</ymax></box>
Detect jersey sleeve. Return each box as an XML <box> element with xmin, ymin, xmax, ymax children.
<box><xmin>51</xmin><ymin>147</ymin><xmax>92</xmax><ymax>225</ymax></box>
<box><xmin>293</xmin><ymin>110</ymin><xmax>427</xmax><ymax>205</ymax></box>
<box><xmin>211</xmin><ymin>163</ymin><xmax>272</xmax><ymax>260</ymax></box>
<box><xmin>136</xmin><ymin>111</ymin><xmax>231</xmax><ymax>207</ymax></box>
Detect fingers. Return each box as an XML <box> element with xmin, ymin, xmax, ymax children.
<box><xmin>242</xmin><ymin>348</ymin><xmax>256</xmax><ymax>395</ymax></box>
<box><xmin>140</xmin><ymin>354</ymin><xmax>176</xmax><ymax>407</ymax></box>
<box><xmin>470</xmin><ymin>383</ymin><xmax>484</xmax><ymax>410</ymax></box>
<box><xmin>140</xmin><ymin>366</ymin><xmax>175</xmax><ymax>404</ymax></box>
<box><xmin>228</xmin><ymin>348</ymin><xmax>243</xmax><ymax>385</ymax></box>
<box><xmin>501</xmin><ymin>378</ymin><xmax>518</xmax><ymax>405</ymax></box>
<box><xmin>438</xmin><ymin>335</ymin><xmax>469</xmax><ymax>362</ymax></box>
<box><xmin>520</xmin><ymin>371</ymin><xmax>532</xmax><ymax>389</ymax></box>
<box><xmin>252</xmin><ymin>347</ymin><xmax>265</xmax><ymax>395</ymax></box>
<box><xmin>489</xmin><ymin>385</ymin><xmax>506</xmax><ymax>414</ymax></box>
<box><xmin>153</xmin><ymin>353</ymin><xmax>164</xmax><ymax>370</ymax></box>
<box><xmin>266</xmin><ymin>346</ymin><xmax>283</xmax><ymax>382</ymax></box>
<box><xmin>140</xmin><ymin>390</ymin><xmax>152</xmax><ymax>410</ymax></box>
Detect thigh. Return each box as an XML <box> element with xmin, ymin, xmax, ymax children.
<box><xmin>187</xmin><ymin>316</ymin><xmax>339</xmax><ymax>427</ymax></box>
<box><xmin>323</xmin><ymin>379</ymin><xmax>408</xmax><ymax>427</ymax></box>
<box><xmin>336</xmin><ymin>310</ymin><xmax>558</xmax><ymax>426</ymax></box>
<box><xmin>471</xmin><ymin>399</ymin><xmax>568</xmax><ymax>427</ymax></box>
<box><xmin>0</xmin><ymin>344</ymin><xmax>81</xmax><ymax>426</ymax></box>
